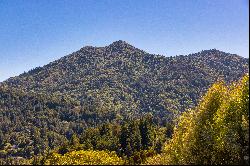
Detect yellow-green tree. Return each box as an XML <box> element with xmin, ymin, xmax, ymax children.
<box><xmin>213</xmin><ymin>74</ymin><xmax>249</xmax><ymax>164</ymax></box>
<box><xmin>145</xmin><ymin>74</ymin><xmax>249</xmax><ymax>165</ymax></box>
<box><xmin>44</xmin><ymin>150</ymin><xmax>124</xmax><ymax>165</ymax></box>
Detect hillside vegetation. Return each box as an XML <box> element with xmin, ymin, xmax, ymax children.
<box><xmin>6</xmin><ymin>74</ymin><xmax>247</xmax><ymax>165</ymax></box>
<box><xmin>1</xmin><ymin>41</ymin><xmax>248</xmax><ymax>116</ymax></box>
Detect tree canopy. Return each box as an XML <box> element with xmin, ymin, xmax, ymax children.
<box><xmin>146</xmin><ymin>74</ymin><xmax>249</xmax><ymax>165</ymax></box>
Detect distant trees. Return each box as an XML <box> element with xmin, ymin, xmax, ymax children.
<box><xmin>37</xmin><ymin>116</ymin><xmax>165</xmax><ymax>164</ymax></box>
<box><xmin>77</xmin><ymin>117</ymin><xmax>166</xmax><ymax>164</ymax></box>
<box><xmin>0</xmin><ymin>131</ymin><xmax>3</xmax><ymax>147</ymax></box>
<box><xmin>146</xmin><ymin>74</ymin><xmax>249</xmax><ymax>165</ymax></box>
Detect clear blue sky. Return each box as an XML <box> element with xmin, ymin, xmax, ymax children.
<box><xmin>0</xmin><ymin>0</ymin><xmax>249</xmax><ymax>82</ymax></box>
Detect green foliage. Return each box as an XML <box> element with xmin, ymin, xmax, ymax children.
<box><xmin>145</xmin><ymin>74</ymin><xmax>249</xmax><ymax>165</ymax></box>
<box><xmin>78</xmin><ymin>118</ymin><xmax>167</xmax><ymax>164</ymax></box>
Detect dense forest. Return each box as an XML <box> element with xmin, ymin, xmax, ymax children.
<box><xmin>0</xmin><ymin>41</ymin><xmax>249</xmax><ymax>165</ymax></box>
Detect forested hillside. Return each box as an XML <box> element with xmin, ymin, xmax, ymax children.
<box><xmin>0</xmin><ymin>40</ymin><xmax>248</xmax><ymax>164</ymax></box>
<box><xmin>39</xmin><ymin>74</ymin><xmax>249</xmax><ymax>165</ymax></box>
<box><xmin>2</xmin><ymin>41</ymin><xmax>248</xmax><ymax>114</ymax></box>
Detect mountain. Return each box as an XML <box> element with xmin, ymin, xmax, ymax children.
<box><xmin>0</xmin><ymin>40</ymin><xmax>248</xmax><ymax>160</ymax></box>
<box><xmin>1</xmin><ymin>40</ymin><xmax>248</xmax><ymax>116</ymax></box>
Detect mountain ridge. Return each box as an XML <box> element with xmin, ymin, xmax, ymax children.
<box><xmin>1</xmin><ymin>40</ymin><xmax>248</xmax><ymax>84</ymax></box>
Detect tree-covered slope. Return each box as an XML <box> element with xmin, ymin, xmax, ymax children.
<box><xmin>1</xmin><ymin>40</ymin><xmax>248</xmax><ymax>118</ymax></box>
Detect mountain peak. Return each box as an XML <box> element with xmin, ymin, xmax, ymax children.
<box><xmin>109</xmin><ymin>40</ymin><xmax>130</xmax><ymax>46</ymax></box>
<box><xmin>107</xmin><ymin>40</ymin><xmax>135</xmax><ymax>49</ymax></box>
<box><xmin>105</xmin><ymin>40</ymin><xmax>148</xmax><ymax>54</ymax></box>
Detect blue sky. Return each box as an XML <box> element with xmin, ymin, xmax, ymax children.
<box><xmin>0</xmin><ymin>0</ymin><xmax>249</xmax><ymax>82</ymax></box>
